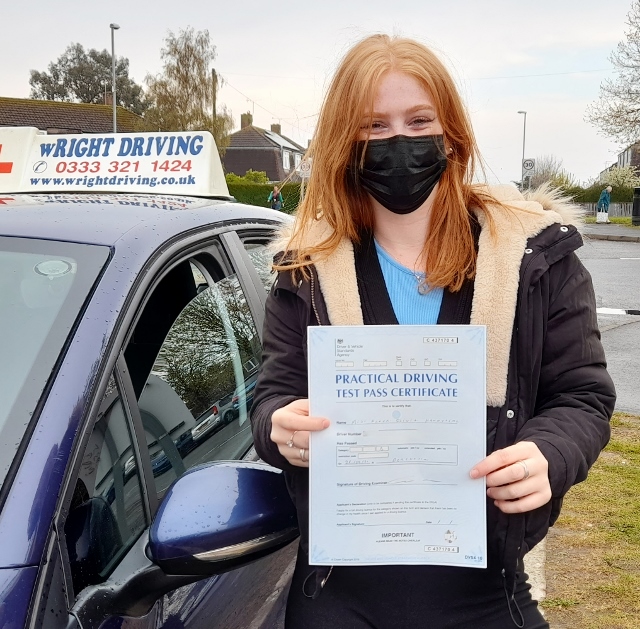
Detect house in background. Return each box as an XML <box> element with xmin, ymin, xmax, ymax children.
<box><xmin>616</xmin><ymin>141</ymin><xmax>640</xmax><ymax>171</ymax></box>
<box><xmin>222</xmin><ymin>113</ymin><xmax>306</xmax><ymax>182</ymax></box>
<box><xmin>599</xmin><ymin>141</ymin><xmax>640</xmax><ymax>180</ymax></box>
<box><xmin>0</xmin><ymin>97</ymin><xmax>142</xmax><ymax>133</ymax></box>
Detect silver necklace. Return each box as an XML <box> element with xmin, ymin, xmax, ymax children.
<box><xmin>413</xmin><ymin>270</ymin><xmax>430</xmax><ymax>295</ymax></box>
<box><xmin>375</xmin><ymin>238</ymin><xmax>429</xmax><ymax>294</ymax></box>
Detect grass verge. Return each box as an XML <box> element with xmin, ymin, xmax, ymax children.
<box><xmin>584</xmin><ymin>216</ymin><xmax>639</xmax><ymax>227</ymax></box>
<box><xmin>541</xmin><ymin>412</ymin><xmax>640</xmax><ymax>629</ymax></box>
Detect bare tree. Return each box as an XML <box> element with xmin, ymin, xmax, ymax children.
<box><xmin>527</xmin><ymin>155</ymin><xmax>578</xmax><ymax>189</ymax></box>
<box><xmin>585</xmin><ymin>1</ymin><xmax>640</xmax><ymax>144</ymax></box>
<box><xmin>144</xmin><ymin>28</ymin><xmax>233</xmax><ymax>153</ymax></box>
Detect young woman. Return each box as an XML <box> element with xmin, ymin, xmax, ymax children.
<box><xmin>250</xmin><ymin>34</ymin><xmax>615</xmax><ymax>628</ymax></box>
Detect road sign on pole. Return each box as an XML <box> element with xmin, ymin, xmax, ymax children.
<box><xmin>299</xmin><ymin>159</ymin><xmax>311</xmax><ymax>179</ymax></box>
<box><xmin>522</xmin><ymin>158</ymin><xmax>535</xmax><ymax>174</ymax></box>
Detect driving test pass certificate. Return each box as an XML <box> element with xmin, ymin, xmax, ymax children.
<box><xmin>308</xmin><ymin>325</ymin><xmax>487</xmax><ymax>568</ymax></box>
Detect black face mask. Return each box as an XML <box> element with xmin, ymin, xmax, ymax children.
<box><xmin>353</xmin><ymin>134</ymin><xmax>448</xmax><ymax>214</ymax></box>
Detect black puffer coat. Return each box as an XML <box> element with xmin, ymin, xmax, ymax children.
<box><xmin>251</xmin><ymin>185</ymin><xmax>615</xmax><ymax>591</ymax></box>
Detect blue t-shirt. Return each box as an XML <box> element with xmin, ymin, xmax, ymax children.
<box><xmin>374</xmin><ymin>241</ymin><xmax>444</xmax><ymax>325</ymax></box>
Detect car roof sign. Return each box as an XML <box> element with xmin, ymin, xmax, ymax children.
<box><xmin>0</xmin><ymin>127</ymin><xmax>230</xmax><ymax>198</ymax></box>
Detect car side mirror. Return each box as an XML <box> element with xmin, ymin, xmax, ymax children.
<box><xmin>149</xmin><ymin>460</ymin><xmax>298</xmax><ymax>575</ymax></box>
<box><xmin>69</xmin><ymin>461</ymin><xmax>298</xmax><ymax>628</ymax></box>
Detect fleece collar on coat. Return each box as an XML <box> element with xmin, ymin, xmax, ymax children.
<box><xmin>288</xmin><ymin>184</ymin><xmax>583</xmax><ymax>407</ymax></box>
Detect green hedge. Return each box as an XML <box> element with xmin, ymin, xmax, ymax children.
<box><xmin>228</xmin><ymin>182</ymin><xmax>636</xmax><ymax>210</ymax></box>
<box><xmin>227</xmin><ymin>183</ymin><xmax>300</xmax><ymax>215</ymax></box>
<box><xmin>568</xmin><ymin>184</ymin><xmax>635</xmax><ymax>203</ymax></box>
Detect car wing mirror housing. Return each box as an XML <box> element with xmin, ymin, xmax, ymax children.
<box><xmin>149</xmin><ymin>461</ymin><xmax>298</xmax><ymax>576</ymax></box>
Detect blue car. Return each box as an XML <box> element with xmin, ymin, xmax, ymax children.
<box><xmin>0</xmin><ymin>128</ymin><xmax>297</xmax><ymax>629</ymax></box>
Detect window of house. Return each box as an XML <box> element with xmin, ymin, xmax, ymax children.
<box><xmin>282</xmin><ymin>150</ymin><xmax>291</xmax><ymax>171</ymax></box>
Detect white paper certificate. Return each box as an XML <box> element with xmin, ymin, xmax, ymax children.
<box><xmin>308</xmin><ymin>325</ymin><xmax>487</xmax><ymax>568</ymax></box>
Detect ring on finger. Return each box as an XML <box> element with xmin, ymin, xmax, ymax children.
<box><xmin>286</xmin><ymin>430</ymin><xmax>299</xmax><ymax>448</ymax></box>
<box><xmin>299</xmin><ymin>448</ymin><xmax>308</xmax><ymax>462</ymax></box>
<box><xmin>517</xmin><ymin>460</ymin><xmax>530</xmax><ymax>481</ymax></box>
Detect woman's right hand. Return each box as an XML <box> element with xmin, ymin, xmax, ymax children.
<box><xmin>270</xmin><ymin>398</ymin><xmax>329</xmax><ymax>468</ymax></box>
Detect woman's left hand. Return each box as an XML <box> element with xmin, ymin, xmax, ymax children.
<box><xmin>470</xmin><ymin>441</ymin><xmax>552</xmax><ymax>513</ymax></box>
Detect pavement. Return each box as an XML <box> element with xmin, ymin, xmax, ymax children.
<box><xmin>582</xmin><ymin>222</ymin><xmax>640</xmax><ymax>243</ymax></box>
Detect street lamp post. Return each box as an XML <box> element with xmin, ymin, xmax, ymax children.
<box><xmin>517</xmin><ymin>110</ymin><xmax>527</xmax><ymax>189</ymax></box>
<box><xmin>110</xmin><ymin>23</ymin><xmax>120</xmax><ymax>133</ymax></box>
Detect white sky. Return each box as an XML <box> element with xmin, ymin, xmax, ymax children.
<box><xmin>1</xmin><ymin>0</ymin><xmax>635</xmax><ymax>184</ymax></box>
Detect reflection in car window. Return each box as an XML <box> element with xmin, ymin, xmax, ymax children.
<box><xmin>64</xmin><ymin>375</ymin><xmax>147</xmax><ymax>596</ymax></box>
<box><xmin>129</xmin><ymin>258</ymin><xmax>262</xmax><ymax>498</ymax></box>
<box><xmin>243</xmin><ymin>241</ymin><xmax>275</xmax><ymax>294</ymax></box>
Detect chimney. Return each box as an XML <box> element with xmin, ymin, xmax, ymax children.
<box><xmin>270</xmin><ymin>123</ymin><xmax>282</xmax><ymax>135</ymax></box>
<box><xmin>240</xmin><ymin>112</ymin><xmax>253</xmax><ymax>129</ymax></box>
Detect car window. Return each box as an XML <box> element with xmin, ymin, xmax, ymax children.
<box><xmin>64</xmin><ymin>375</ymin><xmax>147</xmax><ymax>597</ymax></box>
<box><xmin>243</xmin><ymin>241</ymin><xmax>275</xmax><ymax>294</ymax></box>
<box><xmin>125</xmin><ymin>257</ymin><xmax>263</xmax><ymax>498</ymax></box>
<box><xmin>0</xmin><ymin>237</ymin><xmax>109</xmax><ymax>492</ymax></box>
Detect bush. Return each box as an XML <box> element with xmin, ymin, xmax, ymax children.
<box><xmin>242</xmin><ymin>169</ymin><xmax>270</xmax><ymax>184</ymax></box>
<box><xmin>227</xmin><ymin>182</ymin><xmax>300</xmax><ymax>214</ymax></box>
<box><xmin>225</xmin><ymin>170</ymin><xmax>269</xmax><ymax>185</ymax></box>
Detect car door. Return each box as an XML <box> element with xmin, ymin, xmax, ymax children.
<box><xmin>124</xmin><ymin>231</ymin><xmax>294</xmax><ymax>629</ymax></box>
<box><xmin>35</xmin><ymin>225</ymin><xmax>296</xmax><ymax>629</ymax></box>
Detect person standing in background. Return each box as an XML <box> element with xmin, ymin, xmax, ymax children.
<box><xmin>596</xmin><ymin>185</ymin><xmax>612</xmax><ymax>223</ymax></box>
<box><xmin>268</xmin><ymin>185</ymin><xmax>284</xmax><ymax>211</ymax></box>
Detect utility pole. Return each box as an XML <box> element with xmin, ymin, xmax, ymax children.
<box><xmin>110</xmin><ymin>23</ymin><xmax>120</xmax><ymax>133</ymax></box>
<box><xmin>517</xmin><ymin>110</ymin><xmax>527</xmax><ymax>189</ymax></box>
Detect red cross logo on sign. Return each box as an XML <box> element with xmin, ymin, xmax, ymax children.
<box><xmin>0</xmin><ymin>144</ymin><xmax>14</xmax><ymax>174</ymax></box>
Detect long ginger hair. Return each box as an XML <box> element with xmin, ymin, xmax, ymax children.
<box><xmin>281</xmin><ymin>34</ymin><xmax>497</xmax><ymax>291</ymax></box>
